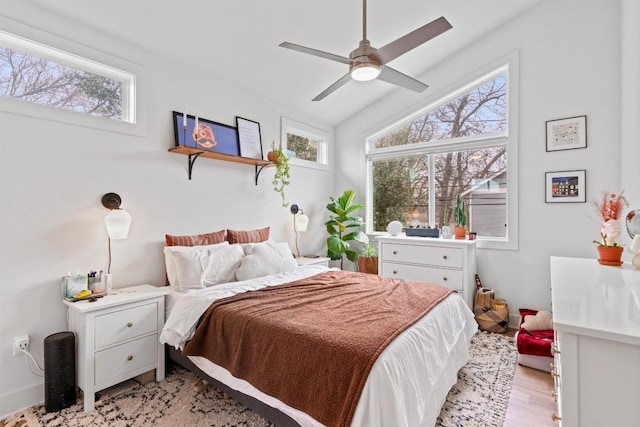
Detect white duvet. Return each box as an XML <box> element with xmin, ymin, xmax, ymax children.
<box><xmin>160</xmin><ymin>265</ymin><xmax>477</xmax><ymax>427</ymax></box>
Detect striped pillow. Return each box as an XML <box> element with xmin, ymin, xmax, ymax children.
<box><xmin>226</xmin><ymin>227</ymin><xmax>270</xmax><ymax>244</ymax></box>
<box><xmin>165</xmin><ymin>230</ymin><xmax>225</xmax><ymax>247</ymax></box>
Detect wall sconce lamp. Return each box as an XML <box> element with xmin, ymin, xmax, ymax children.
<box><xmin>290</xmin><ymin>204</ymin><xmax>309</xmax><ymax>258</ymax></box>
<box><xmin>101</xmin><ymin>193</ymin><xmax>132</xmax><ymax>280</ymax></box>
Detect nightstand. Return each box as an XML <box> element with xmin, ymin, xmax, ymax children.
<box><xmin>296</xmin><ymin>256</ymin><xmax>330</xmax><ymax>268</ymax></box>
<box><xmin>63</xmin><ymin>284</ymin><xmax>169</xmax><ymax>412</ymax></box>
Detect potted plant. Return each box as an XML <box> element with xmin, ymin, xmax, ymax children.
<box><xmin>592</xmin><ymin>189</ymin><xmax>629</xmax><ymax>265</ymax></box>
<box><xmin>326</xmin><ymin>189</ymin><xmax>369</xmax><ymax>269</ymax></box>
<box><xmin>267</xmin><ymin>141</ymin><xmax>290</xmax><ymax>208</ymax></box>
<box><xmin>358</xmin><ymin>242</ymin><xmax>378</xmax><ymax>275</ymax></box>
<box><xmin>453</xmin><ymin>194</ymin><xmax>467</xmax><ymax>239</ymax></box>
<box><xmin>593</xmin><ymin>233</ymin><xmax>624</xmax><ymax>265</ymax></box>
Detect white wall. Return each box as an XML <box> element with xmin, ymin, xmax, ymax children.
<box><xmin>0</xmin><ymin>8</ymin><xmax>335</xmax><ymax>417</ymax></box>
<box><xmin>335</xmin><ymin>1</ymin><xmax>628</xmax><ymax>321</ymax></box>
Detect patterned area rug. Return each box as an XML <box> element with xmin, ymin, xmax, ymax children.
<box><xmin>5</xmin><ymin>332</ymin><xmax>515</xmax><ymax>427</ymax></box>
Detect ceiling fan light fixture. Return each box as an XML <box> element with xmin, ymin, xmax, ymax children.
<box><xmin>350</xmin><ymin>62</ymin><xmax>381</xmax><ymax>81</ymax></box>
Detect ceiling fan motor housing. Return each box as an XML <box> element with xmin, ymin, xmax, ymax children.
<box><xmin>349</xmin><ymin>40</ymin><xmax>381</xmax><ymax>80</ymax></box>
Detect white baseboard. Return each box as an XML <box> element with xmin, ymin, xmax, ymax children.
<box><xmin>0</xmin><ymin>382</ymin><xmax>43</xmax><ymax>420</ymax></box>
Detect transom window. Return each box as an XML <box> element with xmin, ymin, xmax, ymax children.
<box><xmin>281</xmin><ymin>117</ymin><xmax>329</xmax><ymax>169</ymax></box>
<box><xmin>366</xmin><ymin>62</ymin><xmax>518</xmax><ymax>247</ymax></box>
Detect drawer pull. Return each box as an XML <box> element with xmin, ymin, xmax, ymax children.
<box><xmin>551</xmin><ymin>412</ymin><xmax>561</xmax><ymax>421</ymax></box>
<box><xmin>442</xmin><ymin>277</ymin><xmax>448</xmax><ymax>281</ymax></box>
<box><xmin>127</xmin><ymin>355</ymin><xmax>133</xmax><ymax>361</ymax></box>
<box><xmin>127</xmin><ymin>322</ymin><xmax>133</xmax><ymax>328</ymax></box>
<box><xmin>552</xmin><ymin>345</ymin><xmax>560</xmax><ymax>355</ymax></box>
<box><xmin>551</xmin><ymin>370</ymin><xmax>559</xmax><ymax>379</ymax></box>
<box><xmin>550</xmin><ymin>363</ymin><xmax>555</xmax><ymax>370</ymax></box>
<box><xmin>392</xmin><ymin>270</ymin><xmax>397</xmax><ymax>274</ymax></box>
<box><xmin>443</xmin><ymin>255</ymin><xmax>448</xmax><ymax>260</ymax></box>
<box><xmin>393</xmin><ymin>251</ymin><xmax>397</xmax><ymax>255</ymax></box>
<box><xmin>552</xmin><ymin>391</ymin><xmax>558</xmax><ymax>402</ymax></box>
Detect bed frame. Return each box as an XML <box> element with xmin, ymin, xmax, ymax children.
<box><xmin>166</xmin><ymin>346</ymin><xmax>300</xmax><ymax>427</ymax></box>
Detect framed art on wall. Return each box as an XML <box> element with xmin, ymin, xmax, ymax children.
<box><xmin>546</xmin><ymin>115</ymin><xmax>587</xmax><ymax>152</ymax></box>
<box><xmin>236</xmin><ymin>116</ymin><xmax>263</xmax><ymax>159</ymax></box>
<box><xmin>545</xmin><ymin>170</ymin><xmax>586</xmax><ymax>203</ymax></box>
<box><xmin>172</xmin><ymin>111</ymin><xmax>240</xmax><ymax>156</ymax></box>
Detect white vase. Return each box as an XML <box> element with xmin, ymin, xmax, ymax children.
<box><xmin>601</xmin><ymin>219</ymin><xmax>622</xmax><ymax>245</ymax></box>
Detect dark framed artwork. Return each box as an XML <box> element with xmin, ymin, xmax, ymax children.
<box><xmin>172</xmin><ymin>111</ymin><xmax>240</xmax><ymax>156</ymax></box>
<box><xmin>545</xmin><ymin>115</ymin><xmax>587</xmax><ymax>152</ymax></box>
<box><xmin>236</xmin><ymin>116</ymin><xmax>263</xmax><ymax>159</ymax></box>
<box><xmin>545</xmin><ymin>170</ymin><xmax>586</xmax><ymax>203</ymax></box>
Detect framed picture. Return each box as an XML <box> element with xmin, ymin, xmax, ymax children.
<box><xmin>236</xmin><ymin>116</ymin><xmax>263</xmax><ymax>159</ymax></box>
<box><xmin>545</xmin><ymin>170</ymin><xmax>586</xmax><ymax>203</ymax></box>
<box><xmin>546</xmin><ymin>115</ymin><xmax>587</xmax><ymax>152</ymax></box>
<box><xmin>172</xmin><ymin>111</ymin><xmax>240</xmax><ymax>156</ymax></box>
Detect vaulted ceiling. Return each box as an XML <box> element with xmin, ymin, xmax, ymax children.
<box><xmin>4</xmin><ymin>0</ymin><xmax>539</xmax><ymax>126</ymax></box>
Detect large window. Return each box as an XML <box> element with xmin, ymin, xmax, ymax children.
<box><xmin>0</xmin><ymin>31</ymin><xmax>134</xmax><ymax>122</ymax></box>
<box><xmin>366</xmin><ymin>62</ymin><xmax>517</xmax><ymax>247</ymax></box>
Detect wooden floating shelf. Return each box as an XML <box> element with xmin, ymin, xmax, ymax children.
<box><xmin>168</xmin><ymin>146</ymin><xmax>274</xmax><ymax>182</ymax></box>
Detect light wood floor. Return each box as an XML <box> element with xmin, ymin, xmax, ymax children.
<box><xmin>503</xmin><ymin>329</ymin><xmax>557</xmax><ymax>427</ymax></box>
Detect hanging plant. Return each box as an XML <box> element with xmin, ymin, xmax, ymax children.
<box><xmin>268</xmin><ymin>141</ymin><xmax>291</xmax><ymax>207</ymax></box>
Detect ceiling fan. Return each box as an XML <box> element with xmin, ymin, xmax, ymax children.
<box><xmin>279</xmin><ymin>0</ymin><xmax>452</xmax><ymax>101</ymax></box>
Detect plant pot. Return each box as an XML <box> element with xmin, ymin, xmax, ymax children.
<box><xmin>596</xmin><ymin>246</ymin><xmax>624</xmax><ymax>266</ymax></box>
<box><xmin>359</xmin><ymin>257</ymin><xmax>378</xmax><ymax>275</ymax></box>
<box><xmin>453</xmin><ymin>226</ymin><xmax>466</xmax><ymax>240</ymax></box>
<box><xmin>267</xmin><ymin>151</ymin><xmax>278</xmax><ymax>162</ymax></box>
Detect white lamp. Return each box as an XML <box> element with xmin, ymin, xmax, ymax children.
<box><xmin>101</xmin><ymin>193</ymin><xmax>132</xmax><ymax>292</ymax></box>
<box><xmin>629</xmin><ymin>235</ymin><xmax>640</xmax><ymax>270</ymax></box>
<box><xmin>291</xmin><ymin>204</ymin><xmax>309</xmax><ymax>258</ymax></box>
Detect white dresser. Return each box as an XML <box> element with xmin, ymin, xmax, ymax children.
<box><xmin>377</xmin><ymin>235</ymin><xmax>477</xmax><ymax>307</ymax></box>
<box><xmin>550</xmin><ymin>257</ymin><xmax>640</xmax><ymax>426</ymax></box>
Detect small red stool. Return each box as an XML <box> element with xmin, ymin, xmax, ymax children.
<box><xmin>515</xmin><ymin>308</ymin><xmax>554</xmax><ymax>372</ymax></box>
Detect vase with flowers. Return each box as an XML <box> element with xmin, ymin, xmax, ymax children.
<box><xmin>592</xmin><ymin>190</ymin><xmax>629</xmax><ymax>265</ymax></box>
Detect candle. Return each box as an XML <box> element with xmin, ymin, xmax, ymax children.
<box><xmin>182</xmin><ymin>105</ymin><xmax>187</xmax><ymax>127</ymax></box>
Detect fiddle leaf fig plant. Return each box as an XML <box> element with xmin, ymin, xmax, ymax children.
<box><xmin>325</xmin><ymin>189</ymin><xmax>369</xmax><ymax>269</ymax></box>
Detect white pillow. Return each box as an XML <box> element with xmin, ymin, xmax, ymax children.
<box><xmin>235</xmin><ymin>241</ymin><xmax>297</xmax><ymax>281</ymax></box>
<box><xmin>202</xmin><ymin>244</ymin><xmax>245</xmax><ymax>286</ymax></box>
<box><xmin>164</xmin><ymin>242</ymin><xmax>229</xmax><ymax>290</ymax></box>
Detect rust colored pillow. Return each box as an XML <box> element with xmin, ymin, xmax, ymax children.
<box><xmin>165</xmin><ymin>230</ymin><xmax>225</xmax><ymax>247</ymax></box>
<box><xmin>226</xmin><ymin>227</ymin><xmax>270</xmax><ymax>244</ymax></box>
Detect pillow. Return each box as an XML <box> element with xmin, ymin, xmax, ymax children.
<box><xmin>202</xmin><ymin>244</ymin><xmax>245</xmax><ymax>286</ymax></box>
<box><xmin>165</xmin><ymin>230</ymin><xmax>225</xmax><ymax>246</ymax></box>
<box><xmin>164</xmin><ymin>242</ymin><xmax>228</xmax><ymax>290</ymax></box>
<box><xmin>226</xmin><ymin>227</ymin><xmax>270</xmax><ymax>244</ymax></box>
<box><xmin>235</xmin><ymin>241</ymin><xmax>297</xmax><ymax>281</ymax></box>
<box><xmin>521</xmin><ymin>310</ymin><xmax>553</xmax><ymax>331</ymax></box>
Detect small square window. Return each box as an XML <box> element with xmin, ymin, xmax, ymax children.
<box><xmin>281</xmin><ymin>117</ymin><xmax>329</xmax><ymax>169</ymax></box>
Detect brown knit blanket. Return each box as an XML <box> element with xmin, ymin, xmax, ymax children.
<box><xmin>183</xmin><ymin>270</ymin><xmax>452</xmax><ymax>427</ymax></box>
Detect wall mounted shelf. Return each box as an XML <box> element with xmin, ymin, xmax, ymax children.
<box><xmin>169</xmin><ymin>146</ymin><xmax>273</xmax><ymax>183</ymax></box>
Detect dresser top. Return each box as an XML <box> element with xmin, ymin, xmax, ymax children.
<box><xmin>550</xmin><ymin>256</ymin><xmax>640</xmax><ymax>345</ymax></box>
<box><xmin>377</xmin><ymin>235</ymin><xmax>477</xmax><ymax>246</ymax></box>
<box><xmin>63</xmin><ymin>284</ymin><xmax>169</xmax><ymax>313</ymax></box>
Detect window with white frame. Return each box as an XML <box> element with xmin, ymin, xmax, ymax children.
<box><xmin>0</xmin><ymin>31</ymin><xmax>135</xmax><ymax>122</ymax></box>
<box><xmin>281</xmin><ymin>117</ymin><xmax>329</xmax><ymax>169</ymax></box>
<box><xmin>366</xmin><ymin>62</ymin><xmax>518</xmax><ymax>248</ymax></box>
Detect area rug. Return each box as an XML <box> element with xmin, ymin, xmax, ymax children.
<box><xmin>5</xmin><ymin>332</ymin><xmax>515</xmax><ymax>427</ymax></box>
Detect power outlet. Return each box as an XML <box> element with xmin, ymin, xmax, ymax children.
<box><xmin>12</xmin><ymin>335</ymin><xmax>29</xmax><ymax>356</ymax></box>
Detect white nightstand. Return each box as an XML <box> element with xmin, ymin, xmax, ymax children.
<box><xmin>63</xmin><ymin>284</ymin><xmax>169</xmax><ymax>412</ymax></box>
<box><xmin>296</xmin><ymin>256</ymin><xmax>330</xmax><ymax>268</ymax></box>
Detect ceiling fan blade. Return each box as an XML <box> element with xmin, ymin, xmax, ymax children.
<box><xmin>378</xmin><ymin>66</ymin><xmax>428</xmax><ymax>93</ymax></box>
<box><xmin>279</xmin><ymin>42</ymin><xmax>351</xmax><ymax>65</ymax></box>
<box><xmin>312</xmin><ymin>73</ymin><xmax>352</xmax><ymax>101</ymax></box>
<box><xmin>371</xmin><ymin>16</ymin><xmax>452</xmax><ymax>65</ymax></box>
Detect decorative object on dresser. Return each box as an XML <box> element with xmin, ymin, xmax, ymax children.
<box><xmin>550</xmin><ymin>257</ymin><xmax>640</xmax><ymax>426</ymax></box>
<box><xmin>629</xmin><ymin>235</ymin><xmax>640</xmax><ymax>269</ymax></box>
<box><xmin>235</xmin><ymin>116</ymin><xmax>263</xmax><ymax>160</ymax></box>
<box><xmin>326</xmin><ymin>189</ymin><xmax>369</xmax><ymax>269</ymax></box>
<box><xmin>358</xmin><ymin>242</ymin><xmax>378</xmax><ymax>274</ymax></box>
<box><xmin>592</xmin><ymin>189</ymin><xmax>629</xmax><ymax>266</ymax></box>
<box><xmin>453</xmin><ymin>194</ymin><xmax>467</xmax><ymax>239</ymax></box>
<box><xmin>545</xmin><ymin>115</ymin><xmax>587</xmax><ymax>152</ymax></box>
<box><xmin>101</xmin><ymin>192</ymin><xmax>132</xmax><ymax>294</ymax></box>
<box><xmin>377</xmin><ymin>235</ymin><xmax>477</xmax><ymax>307</ymax></box>
<box><xmin>626</xmin><ymin>209</ymin><xmax>640</xmax><ymax>238</ymax></box>
<box><xmin>267</xmin><ymin>141</ymin><xmax>291</xmax><ymax>207</ymax></box>
<box><xmin>544</xmin><ymin>170</ymin><xmax>586</xmax><ymax>203</ymax></box>
<box><xmin>290</xmin><ymin>204</ymin><xmax>309</xmax><ymax>258</ymax></box>
<box><xmin>386</xmin><ymin>220</ymin><xmax>403</xmax><ymax>236</ymax></box>
<box><xmin>63</xmin><ymin>284</ymin><xmax>169</xmax><ymax>412</ymax></box>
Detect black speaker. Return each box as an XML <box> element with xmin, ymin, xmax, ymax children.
<box><xmin>44</xmin><ymin>331</ymin><xmax>76</xmax><ymax>412</ymax></box>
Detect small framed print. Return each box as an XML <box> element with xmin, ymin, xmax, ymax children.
<box><xmin>236</xmin><ymin>116</ymin><xmax>263</xmax><ymax>159</ymax></box>
<box><xmin>545</xmin><ymin>170</ymin><xmax>586</xmax><ymax>203</ymax></box>
<box><xmin>546</xmin><ymin>115</ymin><xmax>587</xmax><ymax>152</ymax></box>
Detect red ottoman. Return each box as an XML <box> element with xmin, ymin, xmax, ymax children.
<box><xmin>515</xmin><ymin>308</ymin><xmax>554</xmax><ymax>372</ymax></box>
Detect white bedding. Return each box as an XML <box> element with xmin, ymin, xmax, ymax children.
<box><xmin>160</xmin><ymin>265</ymin><xmax>477</xmax><ymax>427</ymax></box>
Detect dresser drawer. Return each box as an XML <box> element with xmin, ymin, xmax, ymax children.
<box><xmin>381</xmin><ymin>262</ymin><xmax>463</xmax><ymax>291</ymax></box>
<box><xmin>94</xmin><ymin>302</ymin><xmax>158</xmax><ymax>349</ymax></box>
<box><xmin>381</xmin><ymin>243</ymin><xmax>462</xmax><ymax>268</ymax></box>
<box><xmin>94</xmin><ymin>334</ymin><xmax>158</xmax><ymax>385</ymax></box>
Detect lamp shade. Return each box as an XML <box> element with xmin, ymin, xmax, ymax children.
<box><xmin>295</xmin><ymin>213</ymin><xmax>309</xmax><ymax>232</ymax></box>
<box><xmin>105</xmin><ymin>209</ymin><xmax>131</xmax><ymax>239</ymax></box>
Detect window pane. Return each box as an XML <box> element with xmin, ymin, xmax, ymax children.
<box><xmin>286</xmin><ymin>133</ymin><xmax>319</xmax><ymax>162</ymax></box>
<box><xmin>371</xmin><ymin>156</ymin><xmax>429</xmax><ymax>231</ymax></box>
<box><xmin>0</xmin><ymin>47</ymin><xmax>123</xmax><ymax>120</ymax></box>
<box><xmin>434</xmin><ymin>146</ymin><xmax>507</xmax><ymax>237</ymax></box>
<box><xmin>370</xmin><ymin>74</ymin><xmax>507</xmax><ymax>149</ymax></box>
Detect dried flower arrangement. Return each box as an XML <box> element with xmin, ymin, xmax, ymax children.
<box><xmin>593</xmin><ymin>190</ymin><xmax>629</xmax><ymax>222</ymax></box>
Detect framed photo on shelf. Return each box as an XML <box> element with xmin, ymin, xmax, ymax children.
<box><xmin>546</xmin><ymin>115</ymin><xmax>587</xmax><ymax>152</ymax></box>
<box><xmin>545</xmin><ymin>170</ymin><xmax>586</xmax><ymax>203</ymax></box>
<box><xmin>236</xmin><ymin>116</ymin><xmax>263</xmax><ymax>159</ymax></box>
<box><xmin>172</xmin><ymin>111</ymin><xmax>240</xmax><ymax>156</ymax></box>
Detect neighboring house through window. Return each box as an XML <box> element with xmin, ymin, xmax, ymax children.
<box><xmin>281</xmin><ymin>116</ymin><xmax>329</xmax><ymax>169</ymax></box>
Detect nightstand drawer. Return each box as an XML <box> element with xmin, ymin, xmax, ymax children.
<box><xmin>381</xmin><ymin>262</ymin><xmax>463</xmax><ymax>291</ymax></box>
<box><xmin>381</xmin><ymin>243</ymin><xmax>462</xmax><ymax>268</ymax></box>
<box><xmin>94</xmin><ymin>302</ymin><xmax>158</xmax><ymax>349</ymax></box>
<box><xmin>94</xmin><ymin>334</ymin><xmax>158</xmax><ymax>385</ymax></box>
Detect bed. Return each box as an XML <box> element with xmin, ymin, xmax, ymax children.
<box><xmin>159</xmin><ymin>233</ymin><xmax>477</xmax><ymax>427</ymax></box>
